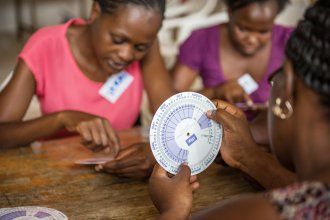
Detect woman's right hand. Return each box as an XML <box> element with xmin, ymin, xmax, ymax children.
<box><xmin>148</xmin><ymin>163</ymin><xmax>199</xmax><ymax>219</ymax></box>
<box><xmin>206</xmin><ymin>100</ymin><xmax>258</xmax><ymax>170</ymax></box>
<box><xmin>58</xmin><ymin>110</ymin><xmax>120</xmax><ymax>155</ymax></box>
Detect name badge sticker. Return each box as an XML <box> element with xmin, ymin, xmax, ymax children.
<box><xmin>237</xmin><ymin>73</ymin><xmax>258</xmax><ymax>95</ymax></box>
<box><xmin>99</xmin><ymin>71</ymin><xmax>134</xmax><ymax>103</ymax></box>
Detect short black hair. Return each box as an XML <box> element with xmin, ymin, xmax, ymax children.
<box><xmin>225</xmin><ymin>0</ymin><xmax>289</xmax><ymax>13</ymax></box>
<box><xmin>95</xmin><ymin>0</ymin><xmax>166</xmax><ymax>19</ymax></box>
<box><xmin>285</xmin><ymin>0</ymin><xmax>330</xmax><ymax>109</ymax></box>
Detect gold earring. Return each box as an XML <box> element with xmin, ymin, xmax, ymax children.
<box><xmin>272</xmin><ymin>98</ymin><xmax>293</xmax><ymax>120</ymax></box>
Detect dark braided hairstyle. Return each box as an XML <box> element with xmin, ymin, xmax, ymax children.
<box><xmin>94</xmin><ymin>0</ymin><xmax>166</xmax><ymax>19</ymax></box>
<box><xmin>225</xmin><ymin>0</ymin><xmax>289</xmax><ymax>13</ymax></box>
<box><xmin>285</xmin><ymin>0</ymin><xmax>330</xmax><ymax>109</ymax></box>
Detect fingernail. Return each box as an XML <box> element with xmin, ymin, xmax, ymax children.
<box><xmin>247</xmin><ymin>100</ymin><xmax>253</xmax><ymax>106</ymax></box>
<box><xmin>206</xmin><ymin>110</ymin><xmax>213</xmax><ymax>117</ymax></box>
<box><xmin>182</xmin><ymin>162</ymin><xmax>188</xmax><ymax>165</ymax></box>
<box><xmin>104</xmin><ymin>147</ymin><xmax>110</xmax><ymax>153</ymax></box>
<box><xmin>95</xmin><ymin>164</ymin><xmax>103</xmax><ymax>171</ymax></box>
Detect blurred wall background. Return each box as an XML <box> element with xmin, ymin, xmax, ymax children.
<box><xmin>0</xmin><ymin>0</ymin><xmax>91</xmax><ymax>34</ymax></box>
<box><xmin>0</xmin><ymin>0</ymin><xmax>310</xmax><ymax>82</ymax></box>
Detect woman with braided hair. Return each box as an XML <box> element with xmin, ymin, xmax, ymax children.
<box><xmin>149</xmin><ymin>1</ymin><xmax>330</xmax><ymax>219</ymax></box>
<box><xmin>0</xmin><ymin>0</ymin><xmax>174</xmax><ymax>179</ymax></box>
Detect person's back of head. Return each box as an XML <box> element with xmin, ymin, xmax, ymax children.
<box><xmin>269</xmin><ymin>0</ymin><xmax>330</xmax><ymax>175</ymax></box>
<box><xmin>285</xmin><ymin>0</ymin><xmax>330</xmax><ymax>114</ymax></box>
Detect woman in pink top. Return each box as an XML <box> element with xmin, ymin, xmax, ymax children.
<box><xmin>0</xmin><ymin>0</ymin><xmax>174</xmax><ymax>178</ymax></box>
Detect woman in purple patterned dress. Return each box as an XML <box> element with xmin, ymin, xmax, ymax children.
<box><xmin>173</xmin><ymin>0</ymin><xmax>292</xmax><ymax>120</ymax></box>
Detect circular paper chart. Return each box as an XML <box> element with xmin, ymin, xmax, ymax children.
<box><xmin>0</xmin><ymin>206</ymin><xmax>68</xmax><ymax>220</ymax></box>
<box><xmin>150</xmin><ymin>92</ymin><xmax>222</xmax><ymax>175</ymax></box>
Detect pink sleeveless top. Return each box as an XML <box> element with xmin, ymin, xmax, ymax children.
<box><xmin>19</xmin><ymin>19</ymin><xmax>144</xmax><ymax>130</ymax></box>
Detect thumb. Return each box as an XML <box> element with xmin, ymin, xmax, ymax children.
<box><xmin>175</xmin><ymin>163</ymin><xmax>191</xmax><ymax>180</ymax></box>
<box><xmin>206</xmin><ymin>109</ymin><xmax>236</xmax><ymax>131</ymax></box>
<box><xmin>243</xmin><ymin>93</ymin><xmax>254</xmax><ymax>107</ymax></box>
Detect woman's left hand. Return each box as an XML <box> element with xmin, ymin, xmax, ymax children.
<box><xmin>95</xmin><ymin>142</ymin><xmax>155</xmax><ymax>179</ymax></box>
<box><xmin>148</xmin><ymin>164</ymin><xmax>199</xmax><ymax>218</ymax></box>
<box><xmin>207</xmin><ymin>100</ymin><xmax>257</xmax><ymax>170</ymax></box>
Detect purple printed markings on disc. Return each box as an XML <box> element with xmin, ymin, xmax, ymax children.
<box><xmin>177</xmin><ymin>148</ymin><xmax>188</xmax><ymax>161</ymax></box>
<box><xmin>0</xmin><ymin>207</ymin><xmax>68</xmax><ymax>220</ymax></box>
<box><xmin>165</xmin><ymin>137</ymin><xmax>180</xmax><ymax>155</ymax></box>
<box><xmin>186</xmin><ymin>105</ymin><xmax>194</xmax><ymax>119</ymax></box>
<box><xmin>176</xmin><ymin>105</ymin><xmax>194</xmax><ymax>121</ymax></box>
<box><xmin>186</xmin><ymin>134</ymin><xmax>197</xmax><ymax>146</ymax></box>
<box><xmin>34</xmin><ymin>211</ymin><xmax>51</xmax><ymax>218</ymax></box>
<box><xmin>0</xmin><ymin>211</ymin><xmax>26</xmax><ymax>220</ymax></box>
<box><xmin>165</xmin><ymin>125</ymin><xmax>188</xmax><ymax>162</ymax></box>
<box><xmin>162</xmin><ymin>105</ymin><xmax>196</xmax><ymax>162</ymax></box>
<box><xmin>198</xmin><ymin>113</ymin><xmax>211</xmax><ymax>129</ymax></box>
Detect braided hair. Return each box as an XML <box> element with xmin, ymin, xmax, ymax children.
<box><xmin>225</xmin><ymin>0</ymin><xmax>289</xmax><ymax>13</ymax></box>
<box><xmin>94</xmin><ymin>0</ymin><xmax>166</xmax><ymax>19</ymax></box>
<box><xmin>285</xmin><ymin>0</ymin><xmax>330</xmax><ymax>108</ymax></box>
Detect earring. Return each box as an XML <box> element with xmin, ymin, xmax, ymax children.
<box><xmin>272</xmin><ymin>98</ymin><xmax>293</xmax><ymax>120</ymax></box>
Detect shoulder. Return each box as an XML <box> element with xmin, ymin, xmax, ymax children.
<box><xmin>186</xmin><ymin>25</ymin><xmax>220</xmax><ymax>43</ymax></box>
<box><xmin>180</xmin><ymin>25</ymin><xmax>220</xmax><ymax>54</ymax></box>
<box><xmin>272</xmin><ymin>24</ymin><xmax>294</xmax><ymax>44</ymax></box>
<box><xmin>22</xmin><ymin>22</ymin><xmax>69</xmax><ymax>53</ymax></box>
<box><xmin>29</xmin><ymin>23</ymin><xmax>65</xmax><ymax>41</ymax></box>
<box><xmin>191</xmin><ymin>25</ymin><xmax>220</xmax><ymax>37</ymax></box>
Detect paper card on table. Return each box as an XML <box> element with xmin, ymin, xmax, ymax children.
<box><xmin>75</xmin><ymin>156</ymin><xmax>114</xmax><ymax>165</ymax></box>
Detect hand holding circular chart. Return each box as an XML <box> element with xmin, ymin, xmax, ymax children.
<box><xmin>150</xmin><ymin>92</ymin><xmax>222</xmax><ymax>175</ymax></box>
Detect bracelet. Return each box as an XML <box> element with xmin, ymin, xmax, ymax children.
<box><xmin>237</xmin><ymin>73</ymin><xmax>258</xmax><ymax>95</ymax></box>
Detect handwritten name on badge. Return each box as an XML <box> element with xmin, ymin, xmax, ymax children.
<box><xmin>99</xmin><ymin>71</ymin><xmax>134</xmax><ymax>103</ymax></box>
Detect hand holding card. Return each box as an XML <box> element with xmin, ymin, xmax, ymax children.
<box><xmin>235</xmin><ymin>102</ymin><xmax>268</xmax><ymax>111</ymax></box>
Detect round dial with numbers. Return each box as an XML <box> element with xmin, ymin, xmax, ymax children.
<box><xmin>0</xmin><ymin>206</ymin><xmax>68</xmax><ymax>220</ymax></box>
<box><xmin>150</xmin><ymin>92</ymin><xmax>222</xmax><ymax>175</ymax></box>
